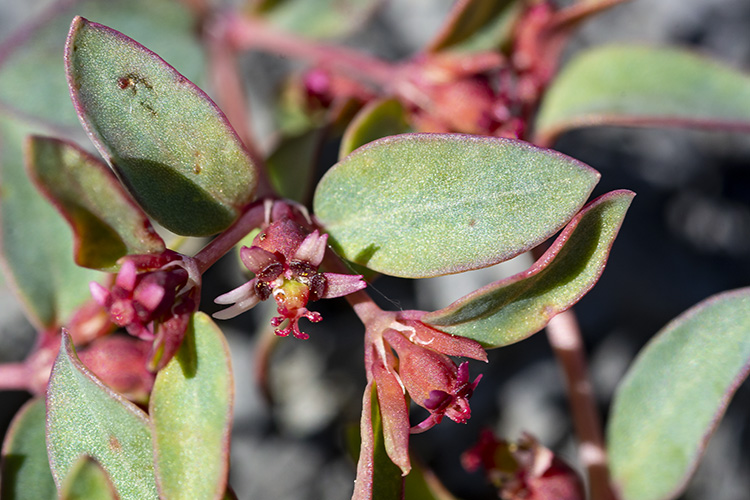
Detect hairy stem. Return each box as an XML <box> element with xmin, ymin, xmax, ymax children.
<box><xmin>546</xmin><ymin>310</ymin><xmax>618</xmax><ymax>500</ymax></box>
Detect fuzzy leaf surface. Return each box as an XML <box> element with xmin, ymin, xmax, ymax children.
<box><xmin>339</xmin><ymin>98</ymin><xmax>410</xmax><ymax>159</ymax></box>
<box><xmin>46</xmin><ymin>330</ymin><xmax>158</xmax><ymax>499</ymax></box>
<box><xmin>314</xmin><ymin>134</ymin><xmax>600</xmax><ymax>278</ymax></box>
<box><xmin>66</xmin><ymin>17</ymin><xmax>257</xmax><ymax>236</ymax></box>
<box><xmin>150</xmin><ymin>313</ymin><xmax>233</xmax><ymax>500</ymax></box>
<box><xmin>535</xmin><ymin>45</ymin><xmax>750</xmax><ymax>144</ymax></box>
<box><xmin>0</xmin><ymin>398</ymin><xmax>56</xmax><ymax>500</ymax></box>
<box><xmin>60</xmin><ymin>456</ymin><xmax>118</xmax><ymax>500</ymax></box>
<box><xmin>423</xmin><ymin>190</ymin><xmax>632</xmax><ymax>346</ymax></box>
<box><xmin>27</xmin><ymin>136</ymin><xmax>164</xmax><ymax>271</ymax></box>
<box><xmin>0</xmin><ymin>118</ymin><xmax>101</xmax><ymax>330</ymax></box>
<box><xmin>607</xmin><ymin>288</ymin><xmax>750</xmax><ymax>500</ymax></box>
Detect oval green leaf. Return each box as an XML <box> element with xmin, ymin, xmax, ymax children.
<box><xmin>0</xmin><ymin>398</ymin><xmax>57</xmax><ymax>500</ymax></box>
<box><xmin>46</xmin><ymin>330</ymin><xmax>158</xmax><ymax>500</ymax></box>
<box><xmin>150</xmin><ymin>313</ymin><xmax>233</xmax><ymax>500</ymax></box>
<box><xmin>313</xmin><ymin>133</ymin><xmax>600</xmax><ymax>278</ymax></box>
<box><xmin>607</xmin><ymin>288</ymin><xmax>750</xmax><ymax>500</ymax></box>
<box><xmin>423</xmin><ymin>190</ymin><xmax>633</xmax><ymax>347</ymax></box>
<box><xmin>339</xmin><ymin>98</ymin><xmax>410</xmax><ymax>159</ymax></box>
<box><xmin>60</xmin><ymin>456</ymin><xmax>118</xmax><ymax>500</ymax></box>
<box><xmin>535</xmin><ymin>45</ymin><xmax>750</xmax><ymax>145</ymax></box>
<box><xmin>267</xmin><ymin>129</ymin><xmax>323</xmax><ymax>203</ymax></box>
<box><xmin>27</xmin><ymin>136</ymin><xmax>165</xmax><ymax>272</ymax></box>
<box><xmin>0</xmin><ymin>117</ymin><xmax>103</xmax><ymax>330</ymax></box>
<box><xmin>66</xmin><ymin>17</ymin><xmax>258</xmax><ymax>236</ymax></box>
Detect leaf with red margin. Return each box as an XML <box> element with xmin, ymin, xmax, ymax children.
<box><xmin>46</xmin><ymin>330</ymin><xmax>158</xmax><ymax>499</ymax></box>
<box><xmin>352</xmin><ymin>381</ymin><xmax>405</xmax><ymax>500</ymax></box>
<box><xmin>150</xmin><ymin>313</ymin><xmax>233</xmax><ymax>500</ymax></box>
<box><xmin>426</xmin><ymin>0</ymin><xmax>523</xmax><ymax>53</ymax></box>
<box><xmin>608</xmin><ymin>288</ymin><xmax>750</xmax><ymax>500</ymax></box>
<box><xmin>66</xmin><ymin>17</ymin><xmax>258</xmax><ymax>236</ymax></box>
<box><xmin>26</xmin><ymin>136</ymin><xmax>165</xmax><ymax>272</ymax></box>
<box><xmin>535</xmin><ymin>45</ymin><xmax>750</xmax><ymax>146</ymax></box>
<box><xmin>423</xmin><ymin>190</ymin><xmax>634</xmax><ymax>347</ymax></box>
<box><xmin>0</xmin><ymin>398</ymin><xmax>56</xmax><ymax>500</ymax></box>
<box><xmin>314</xmin><ymin>134</ymin><xmax>601</xmax><ymax>279</ymax></box>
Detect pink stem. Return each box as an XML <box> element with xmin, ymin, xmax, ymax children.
<box><xmin>546</xmin><ymin>310</ymin><xmax>618</xmax><ymax>500</ymax></box>
<box><xmin>193</xmin><ymin>201</ymin><xmax>267</xmax><ymax>273</ymax></box>
<box><xmin>0</xmin><ymin>362</ymin><xmax>32</xmax><ymax>392</ymax></box>
<box><xmin>224</xmin><ymin>13</ymin><xmax>398</xmax><ymax>91</ymax></box>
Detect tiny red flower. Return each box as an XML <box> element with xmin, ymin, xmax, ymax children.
<box><xmin>214</xmin><ymin>217</ymin><xmax>366</xmax><ymax>339</ymax></box>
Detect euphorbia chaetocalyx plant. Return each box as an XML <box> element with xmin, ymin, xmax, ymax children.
<box><xmin>2</xmin><ymin>1</ymin><xmax>750</xmax><ymax>499</ymax></box>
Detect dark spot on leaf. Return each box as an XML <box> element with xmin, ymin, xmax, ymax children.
<box><xmin>117</xmin><ymin>77</ymin><xmax>132</xmax><ymax>90</ymax></box>
<box><xmin>109</xmin><ymin>435</ymin><xmax>122</xmax><ymax>452</ymax></box>
<box><xmin>468</xmin><ymin>219</ymin><xmax>477</xmax><ymax>227</ymax></box>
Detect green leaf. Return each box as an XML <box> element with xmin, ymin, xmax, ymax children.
<box><xmin>0</xmin><ymin>0</ymin><xmax>205</xmax><ymax>132</ymax></box>
<box><xmin>339</xmin><ymin>98</ymin><xmax>410</xmax><ymax>159</ymax></box>
<box><xmin>426</xmin><ymin>0</ymin><xmax>522</xmax><ymax>53</ymax></box>
<box><xmin>535</xmin><ymin>45</ymin><xmax>750</xmax><ymax>145</ymax></box>
<box><xmin>27</xmin><ymin>136</ymin><xmax>165</xmax><ymax>272</ymax></box>
<box><xmin>0</xmin><ymin>117</ymin><xmax>103</xmax><ymax>330</ymax></box>
<box><xmin>46</xmin><ymin>330</ymin><xmax>158</xmax><ymax>500</ymax></box>
<box><xmin>267</xmin><ymin>129</ymin><xmax>323</xmax><ymax>203</ymax></box>
<box><xmin>423</xmin><ymin>190</ymin><xmax>633</xmax><ymax>347</ymax></box>
<box><xmin>0</xmin><ymin>398</ymin><xmax>57</xmax><ymax>500</ymax></box>
<box><xmin>253</xmin><ymin>0</ymin><xmax>381</xmax><ymax>40</ymax></box>
<box><xmin>313</xmin><ymin>133</ymin><xmax>600</xmax><ymax>278</ymax></box>
<box><xmin>66</xmin><ymin>17</ymin><xmax>258</xmax><ymax>236</ymax></box>
<box><xmin>150</xmin><ymin>312</ymin><xmax>233</xmax><ymax>500</ymax></box>
<box><xmin>352</xmin><ymin>382</ymin><xmax>404</xmax><ymax>500</ymax></box>
<box><xmin>607</xmin><ymin>288</ymin><xmax>750</xmax><ymax>500</ymax></box>
<box><xmin>60</xmin><ymin>456</ymin><xmax>118</xmax><ymax>500</ymax></box>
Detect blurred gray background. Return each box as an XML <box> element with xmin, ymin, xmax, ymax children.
<box><xmin>2</xmin><ymin>1</ymin><xmax>750</xmax><ymax>499</ymax></box>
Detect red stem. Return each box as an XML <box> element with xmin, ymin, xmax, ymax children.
<box><xmin>546</xmin><ymin>310</ymin><xmax>618</xmax><ymax>500</ymax></box>
<box><xmin>224</xmin><ymin>13</ymin><xmax>398</xmax><ymax>91</ymax></box>
<box><xmin>0</xmin><ymin>363</ymin><xmax>32</xmax><ymax>392</ymax></box>
<box><xmin>193</xmin><ymin>201</ymin><xmax>267</xmax><ymax>273</ymax></box>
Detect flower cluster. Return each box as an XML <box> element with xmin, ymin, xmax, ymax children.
<box><xmin>214</xmin><ymin>217</ymin><xmax>366</xmax><ymax>339</ymax></box>
<box><xmin>89</xmin><ymin>251</ymin><xmax>200</xmax><ymax>370</ymax></box>
<box><xmin>361</xmin><ymin>310</ymin><xmax>486</xmax><ymax>475</ymax></box>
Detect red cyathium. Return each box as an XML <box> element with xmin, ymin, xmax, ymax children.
<box><xmin>89</xmin><ymin>250</ymin><xmax>200</xmax><ymax>370</ymax></box>
<box><xmin>213</xmin><ymin>216</ymin><xmax>366</xmax><ymax>339</ymax></box>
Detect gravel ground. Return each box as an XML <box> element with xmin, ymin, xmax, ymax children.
<box><xmin>2</xmin><ymin>1</ymin><xmax>750</xmax><ymax>499</ymax></box>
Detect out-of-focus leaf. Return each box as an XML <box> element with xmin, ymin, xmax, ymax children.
<box><xmin>0</xmin><ymin>117</ymin><xmax>102</xmax><ymax>330</ymax></box>
<box><xmin>423</xmin><ymin>190</ymin><xmax>633</xmax><ymax>347</ymax></box>
<box><xmin>426</xmin><ymin>0</ymin><xmax>523</xmax><ymax>53</ymax></box>
<box><xmin>607</xmin><ymin>288</ymin><xmax>750</xmax><ymax>500</ymax></box>
<box><xmin>352</xmin><ymin>382</ymin><xmax>404</xmax><ymax>500</ymax></box>
<box><xmin>403</xmin><ymin>459</ymin><xmax>458</xmax><ymax>500</ymax></box>
<box><xmin>314</xmin><ymin>133</ymin><xmax>600</xmax><ymax>278</ymax></box>
<box><xmin>60</xmin><ymin>456</ymin><xmax>118</xmax><ymax>500</ymax></box>
<box><xmin>46</xmin><ymin>330</ymin><xmax>158</xmax><ymax>499</ymax></box>
<box><xmin>535</xmin><ymin>45</ymin><xmax>750</xmax><ymax>145</ymax></box>
<box><xmin>151</xmin><ymin>313</ymin><xmax>233</xmax><ymax>500</ymax></box>
<box><xmin>267</xmin><ymin>129</ymin><xmax>323</xmax><ymax>203</ymax></box>
<box><xmin>66</xmin><ymin>17</ymin><xmax>258</xmax><ymax>236</ymax></box>
<box><xmin>251</xmin><ymin>0</ymin><xmax>381</xmax><ymax>40</ymax></box>
<box><xmin>339</xmin><ymin>98</ymin><xmax>410</xmax><ymax>159</ymax></box>
<box><xmin>0</xmin><ymin>398</ymin><xmax>57</xmax><ymax>500</ymax></box>
<box><xmin>0</xmin><ymin>0</ymin><xmax>205</xmax><ymax>133</ymax></box>
<box><xmin>27</xmin><ymin>136</ymin><xmax>165</xmax><ymax>272</ymax></box>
